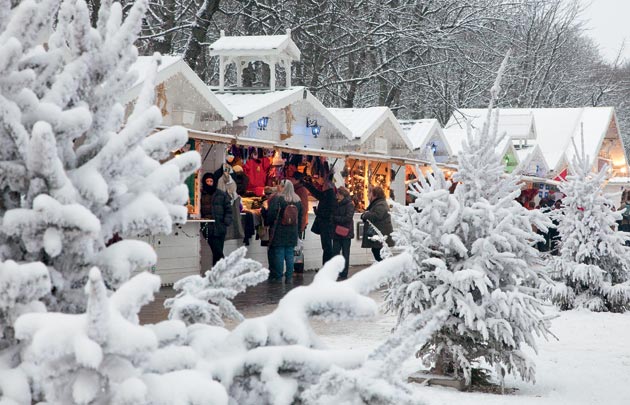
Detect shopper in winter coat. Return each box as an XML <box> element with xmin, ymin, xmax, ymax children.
<box><xmin>201</xmin><ymin>173</ymin><xmax>233</xmax><ymax>265</ymax></box>
<box><xmin>291</xmin><ymin>172</ymin><xmax>310</xmax><ymax>233</ymax></box>
<box><xmin>302</xmin><ymin>173</ymin><xmax>337</xmax><ymax>266</ymax></box>
<box><xmin>230</xmin><ymin>165</ymin><xmax>249</xmax><ymax>196</ymax></box>
<box><xmin>266</xmin><ymin>180</ymin><xmax>303</xmax><ymax>283</ymax></box>
<box><xmin>332</xmin><ymin>187</ymin><xmax>355</xmax><ymax>280</ymax></box>
<box><xmin>361</xmin><ymin>186</ymin><xmax>394</xmax><ymax>262</ymax></box>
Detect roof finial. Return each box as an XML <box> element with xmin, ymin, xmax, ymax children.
<box><xmin>286</xmin><ymin>28</ymin><xmax>291</xmax><ymax>36</ymax></box>
<box><xmin>220</xmin><ymin>30</ymin><xmax>225</xmax><ymax>37</ymax></box>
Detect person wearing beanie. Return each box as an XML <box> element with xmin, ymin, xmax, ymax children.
<box><xmin>201</xmin><ymin>172</ymin><xmax>233</xmax><ymax>265</ymax></box>
<box><xmin>230</xmin><ymin>164</ymin><xmax>249</xmax><ymax>196</ymax></box>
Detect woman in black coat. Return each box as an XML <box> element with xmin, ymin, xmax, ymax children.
<box><xmin>302</xmin><ymin>173</ymin><xmax>337</xmax><ymax>266</ymax></box>
<box><xmin>201</xmin><ymin>173</ymin><xmax>233</xmax><ymax>265</ymax></box>
<box><xmin>332</xmin><ymin>187</ymin><xmax>355</xmax><ymax>280</ymax></box>
<box><xmin>266</xmin><ymin>180</ymin><xmax>303</xmax><ymax>283</ymax></box>
<box><xmin>361</xmin><ymin>186</ymin><xmax>393</xmax><ymax>262</ymax></box>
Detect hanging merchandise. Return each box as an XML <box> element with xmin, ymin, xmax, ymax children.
<box><xmin>344</xmin><ymin>158</ymin><xmax>367</xmax><ymax>212</ymax></box>
<box><xmin>243</xmin><ymin>148</ymin><xmax>270</xmax><ymax>196</ymax></box>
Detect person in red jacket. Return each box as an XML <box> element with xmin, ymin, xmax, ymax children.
<box><xmin>244</xmin><ymin>149</ymin><xmax>270</xmax><ymax>196</ymax></box>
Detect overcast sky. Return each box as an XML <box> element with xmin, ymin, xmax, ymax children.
<box><xmin>580</xmin><ymin>0</ymin><xmax>630</xmax><ymax>63</ymax></box>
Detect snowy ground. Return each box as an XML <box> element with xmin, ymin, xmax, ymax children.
<box><xmin>233</xmin><ymin>294</ymin><xmax>630</xmax><ymax>405</ymax></box>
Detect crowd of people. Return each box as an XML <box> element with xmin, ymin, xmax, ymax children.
<box><xmin>199</xmin><ymin>153</ymin><xmax>395</xmax><ymax>282</ymax></box>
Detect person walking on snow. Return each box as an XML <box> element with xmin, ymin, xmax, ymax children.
<box><xmin>201</xmin><ymin>173</ymin><xmax>233</xmax><ymax>265</ymax></box>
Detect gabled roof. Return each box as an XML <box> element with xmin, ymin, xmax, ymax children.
<box><xmin>209</xmin><ymin>30</ymin><xmax>301</xmax><ymax>60</ymax></box>
<box><xmin>442</xmin><ymin>125</ymin><xmax>518</xmax><ymax>162</ymax></box>
<box><xmin>327</xmin><ymin>107</ymin><xmax>413</xmax><ymax>150</ymax></box>
<box><xmin>516</xmin><ymin>144</ymin><xmax>549</xmax><ymax>172</ymax></box>
<box><xmin>215</xmin><ymin>87</ymin><xmax>354</xmax><ymax>140</ymax></box>
<box><xmin>401</xmin><ymin>119</ymin><xmax>451</xmax><ymax>154</ymax></box>
<box><xmin>446</xmin><ymin>107</ymin><xmax>621</xmax><ymax>171</ymax></box>
<box><xmin>564</xmin><ymin>107</ymin><xmax>618</xmax><ymax>168</ymax></box>
<box><xmin>124</xmin><ymin>56</ymin><xmax>235</xmax><ymax>122</ymax></box>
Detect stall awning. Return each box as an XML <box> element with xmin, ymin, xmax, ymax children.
<box><xmin>274</xmin><ymin>144</ymin><xmax>351</xmax><ymax>159</ymax></box>
<box><xmin>166</xmin><ymin>126</ymin><xmax>448</xmax><ymax>167</ymax></box>
<box><xmin>518</xmin><ymin>175</ymin><xmax>561</xmax><ymax>186</ymax></box>
<box><xmin>184</xmin><ymin>128</ymin><xmax>278</xmax><ymax>148</ymax></box>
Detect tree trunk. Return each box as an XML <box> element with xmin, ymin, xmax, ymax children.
<box><xmin>184</xmin><ymin>0</ymin><xmax>221</xmax><ymax>73</ymax></box>
<box><xmin>152</xmin><ymin>0</ymin><xmax>175</xmax><ymax>55</ymax></box>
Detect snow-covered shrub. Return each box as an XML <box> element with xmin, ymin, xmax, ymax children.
<box><xmin>190</xmin><ymin>253</ymin><xmax>414</xmax><ymax>405</ymax></box>
<box><xmin>386</xmin><ymin>55</ymin><xmax>552</xmax><ymax>385</ymax></box>
<box><xmin>14</xmin><ymin>252</ymin><xmax>414</xmax><ymax>404</ymax></box>
<box><xmin>545</xmin><ymin>138</ymin><xmax>630</xmax><ymax>312</ymax></box>
<box><xmin>165</xmin><ymin>247</ymin><xmax>269</xmax><ymax>326</ymax></box>
<box><xmin>302</xmin><ymin>309</ymin><xmax>447</xmax><ymax>405</ymax></box>
<box><xmin>15</xmin><ymin>268</ymin><xmax>228</xmax><ymax>404</ymax></box>
<box><xmin>0</xmin><ymin>0</ymin><xmax>198</xmax><ymax>347</ymax></box>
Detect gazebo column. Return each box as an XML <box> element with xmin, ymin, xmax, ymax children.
<box><xmin>284</xmin><ymin>59</ymin><xmax>292</xmax><ymax>88</ymax></box>
<box><xmin>219</xmin><ymin>55</ymin><xmax>225</xmax><ymax>91</ymax></box>
<box><xmin>269</xmin><ymin>57</ymin><xmax>276</xmax><ymax>92</ymax></box>
<box><xmin>236</xmin><ymin>58</ymin><xmax>242</xmax><ymax>87</ymax></box>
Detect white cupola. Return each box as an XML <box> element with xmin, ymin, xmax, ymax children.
<box><xmin>209</xmin><ymin>29</ymin><xmax>301</xmax><ymax>92</ymax></box>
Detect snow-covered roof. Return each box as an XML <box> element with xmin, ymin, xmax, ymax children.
<box><xmin>209</xmin><ymin>30</ymin><xmax>301</xmax><ymax>60</ymax></box>
<box><xmin>400</xmin><ymin>119</ymin><xmax>450</xmax><ymax>153</ymax></box>
<box><xmin>124</xmin><ymin>56</ymin><xmax>235</xmax><ymax>122</ymax></box>
<box><xmin>442</xmin><ymin>125</ymin><xmax>518</xmax><ymax>162</ymax></box>
<box><xmin>445</xmin><ymin>107</ymin><xmax>621</xmax><ymax>171</ymax></box>
<box><xmin>215</xmin><ymin>87</ymin><xmax>353</xmax><ymax>140</ymax></box>
<box><xmin>327</xmin><ymin>107</ymin><xmax>413</xmax><ymax>150</ymax></box>
<box><xmin>564</xmin><ymin>107</ymin><xmax>618</xmax><ymax>167</ymax></box>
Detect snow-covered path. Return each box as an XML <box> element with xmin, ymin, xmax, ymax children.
<box><xmin>236</xmin><ymin>300</ymin><xmax>630</xmax><ymax>405</ymax></box>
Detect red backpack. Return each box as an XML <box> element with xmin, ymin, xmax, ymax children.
<box><xmin>281</xmin><ymin>203</ymin><xmax>299</xmax><ymax>226</ymax></box>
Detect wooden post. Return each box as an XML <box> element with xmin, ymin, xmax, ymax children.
<box><xmin>236</xmin><ymin>58</ymin><xmax>242</xmax><ymax>87</ymax></box>
<box><xmin>219</xmin><ymin>55</ymin><xmax>225</xmax><ymax>91</ymax></box>
<box><xmin>284</xmin><ymin>59</ymin><xmax>291</xmax><ymax>88</ymax></box>
<box><xmin>270</xmin><ymin>57</ymin><xmax>276</xmax><ymax>92</ymax></box>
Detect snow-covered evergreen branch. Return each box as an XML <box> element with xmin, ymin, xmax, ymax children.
<box><xmin>165</xmin><ymin>247</ymin><xmax>269</xmax><ymax>326</ymax></box>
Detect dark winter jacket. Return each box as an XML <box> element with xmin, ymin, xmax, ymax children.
<box><xmin>303</xmin><ymin>181</ymin><xmax>337</xmax><ymax>222</ymax></box>
<box><xmin>303</xmin><ymin>181</ymin><xmax>337</xmax><ymax>237</ymax></box>
<box><xmin>361</xmin><ymin>197</ymin><xmax>394</xmax><ymax>249</ymax></box>
<box><xmin>332</xmin><ymin>197</ymin><xmax>355</xmax><ymax>239</ymax></box>
<box><xmin>267</xmin><ymin>196</ymin><xmax>303</xmax><ymax>247</ymax></box>
<box><xmin>201</xmin><ymin>187</ymin><xmax>233</xmax><ymax>237</ymax></box>
<box><xmin>231</xmin><ymin>171</ymin><xmax>249</xmax><ymax>196</ymax></box>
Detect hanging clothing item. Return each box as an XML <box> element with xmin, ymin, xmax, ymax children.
<box><xmin>224</xmin><ymin>197</ymin><xmax>244</xmax><ymax>240</ymax></box>
<box><xmin>244</xmin><ymin>157</ymin><xmax>270</xmax><ymax>196</ymax></box>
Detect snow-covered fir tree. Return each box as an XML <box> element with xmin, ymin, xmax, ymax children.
<box><xmin>386</xmin><ymin>55</ymin><xmax>552</xmax><ymax>385</ymax></box>
<box><xmin>0</xmin><ymin>0</ymin><xmax>198</xmax><ymax>349</ymax></box>
<box><xmin>545</xmin><ymin>137</ymin><xmax>630</xmax><ymax>312</ymax></box>
<box><xmin>15</xmin><ymin>268</ymin><xmax>228</xmax><ymax>404</ymax></box>
<box><xmin>165</xmin><ymin>247</ymin><xmax>269</xmax><ymax>326</ymax></box>
<box><xmin>0</xmin><ymin>0</ymin><xmax>200</xmax><ymax>402</ymax></box>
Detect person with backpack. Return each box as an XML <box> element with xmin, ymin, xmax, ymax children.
<box><xmin>266</xmin><ymin>179</ymin><xmax>303</xmax><ymax>283</ymax></box>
